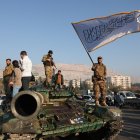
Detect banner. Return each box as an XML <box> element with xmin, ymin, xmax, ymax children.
<box><xmin>72</xmin><ymin>10</ymin><xmax>140</xmax><ymax>52</ymax></box>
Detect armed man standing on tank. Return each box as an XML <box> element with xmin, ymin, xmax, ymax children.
<box><xmin>91</xmin><ymin>56</ymin><xmax>107</xmax><ymax>106</ymax></box>
<box><xmin>42</xmin><ymin>50</ymin><xmax>56</xmax><ymax>87</ymax></box>
<box><xmin>3</xmin><ymin>59</ymin><xmax>14</xmax><ymax>99</ymax></box>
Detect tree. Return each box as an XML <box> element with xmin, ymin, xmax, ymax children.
<box><xmin>109</xmin><ymin>84</ymin><xmax>123</xmax><ymax>93</ymax></box>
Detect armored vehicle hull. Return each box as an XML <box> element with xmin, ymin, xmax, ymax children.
<box><xmin>0</xmin><ymin>86</ymin><xmax>123</xmax><ymax>140</ymax></box>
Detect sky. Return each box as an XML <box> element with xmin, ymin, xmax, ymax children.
<box><xmin>0</xmin><ymin>0</ymin><xmax>140</xmax><ymax>78</ymax></box>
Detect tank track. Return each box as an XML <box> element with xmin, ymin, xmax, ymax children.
<box><xmin>76</xmin><ymin>118</ymin><xmax>123</xmax><ymax>140</ymax></box>
<box><xmin>89</xmin><ymin>120</ymin><xmax>123</xmax><ymax>140</ymax></box>
<box><xmin>101</xmin><ymin>119</ymin><xmax>123</xmax><ymax>140</ymax></box>
<box><xmin>0</xmin><ymin>119</ymin><xmax>123</xmax><ymax>140</ymax></box>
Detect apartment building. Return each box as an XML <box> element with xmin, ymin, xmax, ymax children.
<box><xmin>107</xmin><ymin>75</ymin><xmax>131</xmax><ymax>89</ymax></box>
<box><xmin>70</xmin><ymin>79</ymin><xmax>81</xmax><ymax>88</ymax></box>
<box><xmin>84</xmin><ymin>79</ymin><xmax>93</xmax><ymax>89</ymax></box>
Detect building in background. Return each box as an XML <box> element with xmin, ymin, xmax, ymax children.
<box><xmin>107</xmin><ymin>75</ymin><xmax>131</xmax><ymax>89</ymax></box>
<box><xmin>84</xmin><ymin>79</ymin><xmax>93</xmax><ymax>89</ymax></box>
<box><xmin>70</xmin><ymin>79</ymin><xmax>81</xmax><ymax>88</ymax></box>
<box><xmin>64</xmin><ymin>79</ymin><xmax>70</xmax><ymax>87</ymax></box>
<box><xmin>32</xmin><ymin>72</ymin><xmax>39</xmax><ymax>81</ymax></box>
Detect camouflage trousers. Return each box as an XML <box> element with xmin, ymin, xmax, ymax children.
<box><xmin>93</xmin><ymin>80</ymin><xmax>106</xmax><ymax>102</ymax></box>
<box><xmin>44</xmin><ymin>66</ymin><xmax>53</xmax><ymax>85</ymax></box>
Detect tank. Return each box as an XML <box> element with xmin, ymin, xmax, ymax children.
<box><xmin>0</xmin><ymin>85</ymin><xmax>123</xmax><ymax>140</ymax></box>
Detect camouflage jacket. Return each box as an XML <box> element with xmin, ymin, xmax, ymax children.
<box><xmin>42</xmin><ymin>54</ymin><xmax>54</xmax><ymax>66</ymax></box>
<box><xmin>3</xmin><ymin>64</ymin><xmax>14</xmax><ymax>77</ymax></box>
<box><xmin>91</xmin><ymin>63</ymin><xmax>106</xmax><ymax>81</ymax></box>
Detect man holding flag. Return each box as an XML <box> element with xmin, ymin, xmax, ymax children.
<box><xmin>72</xmin><ymin>10</ymin><xmax>140</xmax><ymax>106</ymax></box>
<box><xmin>92</xmin><ymin>56</ymin><xmax>107</xmax><ymax>106</ymax></box>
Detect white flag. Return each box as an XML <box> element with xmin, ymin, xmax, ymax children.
<box><xmin>72</xmin><ymin>10</ymin><xmax>140</xmax><ymax>52</ymax></box>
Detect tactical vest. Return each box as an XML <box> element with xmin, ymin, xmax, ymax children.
<box><xmin>42</xmin><ymin>55</ymin><xmax>54</xmax><ymax>66</ymax></box>
<box><xmin>94</xmin><ymin>63</ymin><xmax>106</xmax><ymax>79</ymax></box>
<box><xmin>3</xmin><ymin>64</ymin><xmax>14</xmax><ymax>77</ymax></box>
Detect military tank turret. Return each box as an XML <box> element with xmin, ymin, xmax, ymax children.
<box><xmin>0</xmin><ymin>85</ymin><xmax>123</xmax><ymax>140</ymax></box>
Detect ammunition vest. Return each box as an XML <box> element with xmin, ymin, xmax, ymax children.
<box><xmin>42</xmin><ymin>55</ymin><xmax>54</xmax><ymax>66</ymax></box>
<box><xmin>93</xmin><ymin>63</ymin><xmax>106</xmax><ymax>79</ymax></box>
<box><xmin>3</xmin><ymin>64</ymin><xmax>14</xmax><ymax>77</ymax></box>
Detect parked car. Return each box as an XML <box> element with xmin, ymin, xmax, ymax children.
<box><xmin>0</xmin><ymin>95</ymin><xmax>6</xmax><ymax>106</ymax></box>
<box><xmin>117</xmin><ymin>91</ymin><xmax>136</xmax><ymax>99</ymax></box>
<box><xmin>82</xmin><ymin>95</ymin><xmax>94</xmax><ymax>101</ymax></box>
<box><xmin>82</xmin><ymin>95</ymin><xmax>95</xmax><ymax>106</ymax></box>
<box><xmin>134</xmin><ymin>93</ymin><xmax>140</xmax><ymax>99</ymax></box>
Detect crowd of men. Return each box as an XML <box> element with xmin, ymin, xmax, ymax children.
<box><xmin>3</xmin><ymin>50</ymin><xmax>64</xmax><ymax>100</ymax></box>
<box><xmin>3</xmin><ymin>51</ymin><xmax>32</xmax><ymax>100</ymax></box>
<box><xmin>3</xmin><ymin>49</ymin><xmax>107</xmax><ymax>106</ymax></box>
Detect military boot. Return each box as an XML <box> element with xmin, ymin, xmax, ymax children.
<box><xmin>95</xmin><ymin>101</ymin><xmax>100</xmax><ymax>106</ymax></box>
<box><xmin>100</xmin><ymin>101</ymin><xmax>108</xmax><ymax>106</ymax></box>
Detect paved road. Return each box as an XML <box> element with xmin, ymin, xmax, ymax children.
<box><xmin>115</xmin><ymin>108</ymin><xmax>140</xmax><ymax>140</ymax></box>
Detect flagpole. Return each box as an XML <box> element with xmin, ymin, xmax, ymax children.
<box><xmin>71</xmin><ymin>23</ymin><xmax>95</xmax><ymax>65</ymax></box>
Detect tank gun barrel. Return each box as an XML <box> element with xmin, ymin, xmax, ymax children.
<box><xmin>11</xmin><ymin>90</ymin><xmax>46</xmax><ymax>120</ymax></box>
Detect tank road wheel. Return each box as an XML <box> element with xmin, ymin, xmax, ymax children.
<box><xmin>78</xmin><ymin>119</ymin><xmax>123</xmax><ymax>140</ymax></box>
<box><xmin>103</xmin><ymin>119</ymin><xmax>123</xmax><ymax>140</ymax></box>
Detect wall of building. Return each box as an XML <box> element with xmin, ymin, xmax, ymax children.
<box><xmin>107</xmin><ymin>75</ymin><xmax>131</xmax><ymax>89</ymax></box>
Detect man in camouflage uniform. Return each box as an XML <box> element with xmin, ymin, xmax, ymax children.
<box><xmin>3</xmin><ymin>58</ymin><xmax>14</xmax><ymax>97</ymax></box>
<box><xmin>42</xmin><ymin>50</ymin><xmax>56</xmax><ymax>86</ymax></box>
<box><xmin>91</xmin><ymin>56</ymin><xmax>107</xmax><ymax>106</ymax></box>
